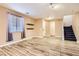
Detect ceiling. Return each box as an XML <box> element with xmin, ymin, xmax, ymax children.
<box><xmin>0</xmin><ymin>3</ymin><xmax>79</xmax><ymax>19</ymax></box>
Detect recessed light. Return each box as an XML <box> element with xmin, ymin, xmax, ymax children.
<box><xmin>54</xmin><ymin>5</ymin><xmax>60</xmax><ymax>9</ymax></box>
<box><xmin>45</xmin><ymin>16</ymin><xmax>54</xmax><ymax>20</ymax></box>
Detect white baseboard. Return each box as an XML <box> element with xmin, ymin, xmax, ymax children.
<box><xmin>0</xmin><ymin>36</ymin><xmax>62</xmax><ymax>48</ymax></box>
<box><xmin>0</xmin><ymin>37</ymin><xmax>34</xmax><ymax>48</ymax></box>
<box><xmin>0</xmin><ymin>36</ymin><xmax>45</xmax><ymax>48</ymax></box>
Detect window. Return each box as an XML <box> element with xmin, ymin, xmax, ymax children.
<box><xmin>16</xmin><ymin>17</ymin><xmax>24</xmax><ymax>32</ymax></box>
<box><xmin>8</xmin><ymin>14</ymin><xmax>24</xmax><ymax>33</ymax></box>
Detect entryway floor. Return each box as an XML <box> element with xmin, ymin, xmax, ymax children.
<box><xmin>0</xmin><ymin>37</ymin><xmax>79</xmax><ymax>56</ymax></box>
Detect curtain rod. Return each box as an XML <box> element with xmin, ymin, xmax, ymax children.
<box><xmin>8</xmin><ymin>12</ymin><xmax>23</xmax><ymax>17</ymax></box>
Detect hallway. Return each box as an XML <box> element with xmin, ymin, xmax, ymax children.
<box><xmin>0</xmin><ymin>37</ymin><xmax>79</xmax><ymax>56</ymax></box>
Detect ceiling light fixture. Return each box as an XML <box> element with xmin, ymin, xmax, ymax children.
<box><xmin>49</xmin><ymin>3</ymin><xmax>61</xmax><ymax>9</ymax></box>
<box><xmin>26</xmin><ymin>12</ymin><xmax>30</xmax><ymax>14</ymax></box>
<box><xmin>49</xmin><ymin>3</ymin><xmax>56</xmax><ymax>8</ymax></box>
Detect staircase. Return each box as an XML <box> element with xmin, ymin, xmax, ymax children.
<box><xmin>64</xmin><ymin>26</ymin><xmax>76</xmax><ymax>41</ymax></box>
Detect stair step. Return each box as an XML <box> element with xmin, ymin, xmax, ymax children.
<box><xmin>65</xmin><ymin>38</ymin><xmax>75</xmax><ymax>40</ymax></box>
<box><xmin>65</xmin><ymin>31</ymin><xmax>74</xmax><ymax>33</ymax></box>
<box><xmin>65</xmin><ymin>33</ymin><xmax>75</xmax><ymax>35</ymax></box>
<box><xmin>65</xmin><ymin>37</ymin><xmax>76</xmax><ymax>39</ymax></box>
<box><xmin>65</xmin><ymin>34</ymin><xmax>75</xmax><ymax>36</ymax></box>
<box><xmin>65</xmin><ymin>35</ymin><xmax>76</xmax><ymax>37</ymax></box>
<box><xmin>65</xmin><ymin>39</ymin><xmax>76</xmax><ymax>41</ymax></box>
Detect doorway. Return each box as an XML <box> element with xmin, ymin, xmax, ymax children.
<box><xmin>42</xmin><ymin>20</ymin><xmax>55</xmax><ymax>37</ymax></box>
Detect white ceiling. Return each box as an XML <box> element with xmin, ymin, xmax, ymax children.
<box><xmin>0</xmin><ymin>3</ymin><xmax>79</xmax><ymax>19</ymax></box>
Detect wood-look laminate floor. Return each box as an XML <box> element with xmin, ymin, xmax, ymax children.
<box><xmin>0</xmin><ymin>37</ymin><xmax>79</xmax><ymax>56</ymax></box>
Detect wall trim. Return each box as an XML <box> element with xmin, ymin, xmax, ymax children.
<box><xmin>0</xmin><ymin>36</ymin><xmax>42</xmax><ymax>48</ymax></box>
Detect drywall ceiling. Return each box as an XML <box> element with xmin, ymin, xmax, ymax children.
<box><xmin>0</xmin><ymin>3</ymin><xmax>79</xmax><ymax>19</ymax></box>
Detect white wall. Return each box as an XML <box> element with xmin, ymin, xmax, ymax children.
<box><xmin>72</xmin><ymin>14</ymin><xmax>79</xmax><ymax>42</ymax></box>
<box><xmin>55</xmin><ymin>19</ymin><xmax>63</xmax><ymax>37</ymax></box>
<box><xmin>50</xmin><ymin>21</ymin><xmax>55</xmax><ymax>36</ymax></box>
<box><xmin>63</xmin><ymin>15</ymin><xmax>72</xmax><ymax>26</ymax></box>
<box><xmin>24</xmin><ymin>17</ymin><xmax>35</xmax><ymax>38</ymax></box>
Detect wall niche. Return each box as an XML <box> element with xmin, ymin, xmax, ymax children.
<box><xmin>26</xmin><ymin>23</ymin><xmax>34</xmax><ymax>30</ymax></box>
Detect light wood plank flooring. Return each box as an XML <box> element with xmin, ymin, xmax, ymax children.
<box><xmin>0</xmin><ymin>37</ymin><xmax>79</xmax><ymax>56</ymax></box>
